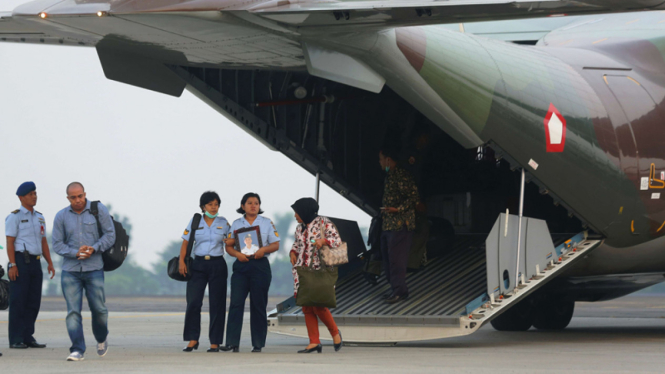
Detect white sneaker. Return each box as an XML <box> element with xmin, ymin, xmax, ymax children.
<box><xmin>67</xmin><ymin>352</ymin><xmax>84</xmax><ymax>361</ymax></box>
<box><xmin>97</xmin><ymin>340</ymin><xmax>108</xmax><ymax>357</ymax></box>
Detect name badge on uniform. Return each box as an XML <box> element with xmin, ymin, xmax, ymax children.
<box><xmin>21</xmin><ymin>220</ymin><xmax>28</xmax><ymax>223</ymax></box>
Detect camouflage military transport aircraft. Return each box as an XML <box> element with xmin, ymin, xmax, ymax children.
<box><xmin>3</xmin><ymin>0</ymin><xmax>665</xmax><ymax>342</ymax></box>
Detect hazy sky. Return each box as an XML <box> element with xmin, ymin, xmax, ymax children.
<box><xmin>0</xmin><ymin>0</ymin><xmax>370</xmax><ymax>269</ymax></box>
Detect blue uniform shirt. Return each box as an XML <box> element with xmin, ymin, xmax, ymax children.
<box><xmin>5</xmin><ymin>206</ymin><xmax>46</xmax><ymax>255</ymax></box>
<box><xmin>182</xmin><ymin>216</ymin><xmax>230</xmax><ymax>257</ymax></box>
<box><xmin>52</xmin><ymin>199</ymin><xmax>116</xmax><ymax>272</ymax></box>
<box><xmin>228</xmin><ymin>215</ymin><xmax>280</xmax><ymax>257</ymax></box>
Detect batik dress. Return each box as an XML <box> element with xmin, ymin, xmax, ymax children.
<box><xmin>290</xmin><ymin>216</ymin><xmax>341</xmax><ymax>296</ymax></box>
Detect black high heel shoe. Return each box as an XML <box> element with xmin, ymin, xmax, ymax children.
<box><xmin>334</xmin><ymin>331</ymin><xmax>343</xmax><ymax>352</ymax></box>
<box><xmin>207</xmin><ymin>346</ymin><xmax>220</xmax><ymax>353</ymax></box>
<box><xmin>251</xmin><ymin>347</ymin><xmax>262</xmax><ymax>353</ymax></box>
<box><xmin>219</xmin><ymin>346</ymin><xmax>239</xmax><ymax>352</ymax></box>
<box><xmin>183</xmin><ymin>342</ymin><xmax>199</xmax><ymax>352</ymax></box>
<box><xmin>297</xmin><ymin>344</ymin><xmax>322</xmax><ymax>354</ymax></box>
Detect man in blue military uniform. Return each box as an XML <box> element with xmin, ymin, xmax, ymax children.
<box><xmin>52</xmin><ymin>182</ymin><xmax>115</xmax><ymax>362</ymax></box>
<box><xmin>5</xmin><ymin>181</ymin><xmax>56</xmax><ymax>349</ymax></box>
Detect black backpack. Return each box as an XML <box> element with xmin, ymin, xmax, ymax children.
<box><xmin>91</xmin><ymin>201</ymin><xmax>130</xmax><ymax>272</ymax></box>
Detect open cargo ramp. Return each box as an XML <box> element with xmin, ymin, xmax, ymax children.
<box><xmin>268</xmin><ymin>214</ymin><xmax>603</xmax><ymax>343</ymax></box>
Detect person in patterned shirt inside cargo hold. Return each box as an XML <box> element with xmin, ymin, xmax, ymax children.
<box><xmin>378</xmin><ymin>145</ymin><xmax>419</xmax><ymax>304</ymax></box>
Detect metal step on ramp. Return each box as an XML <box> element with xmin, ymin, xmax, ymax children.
<box><xmin>268</xmin><ymin>219</ymin><xmax>602</xmax><ymax>343</ymax></box>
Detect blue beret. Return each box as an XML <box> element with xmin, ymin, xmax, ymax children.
<box><xmin>16</xmin><ymin>181</ymin><xmax>36</xmax><ymax>196</ymax></box>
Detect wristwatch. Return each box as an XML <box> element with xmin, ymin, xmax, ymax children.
<box><xmin>7</xmin><ymin>263</ymin><xmax>16</xmax><ymax>269</ymax></box>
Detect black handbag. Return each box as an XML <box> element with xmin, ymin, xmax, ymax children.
<box><xmin>167</xmin><ymin>213</ymin><xmax>202</xmax><ymax>282</ymax></box>
<box><xmin>0</xmin><ymin>265</ymin><xmax>9</xmax><ymax>310</ymax></box>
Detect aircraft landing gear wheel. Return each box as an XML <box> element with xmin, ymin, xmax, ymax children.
<box><xmin>533</xmin><ymin>299</ymin><xmax>575</xmax><ymax>330</ymax></box>
<box><xmin>490</xmin><ymin>296</ymin><xmax>535</xmax><ymax>331</ymax></box>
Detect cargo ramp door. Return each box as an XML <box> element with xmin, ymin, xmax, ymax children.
<box><xmin>268</xmin><ymin>214</ymin><xmax>603</xmax><ymax>343</ymax></box>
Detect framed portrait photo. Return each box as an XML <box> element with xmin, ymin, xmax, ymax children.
<box><xmin>234</xmin><ymin>226</ymin><xmax>263</xmax><ymax>256</ymax></box>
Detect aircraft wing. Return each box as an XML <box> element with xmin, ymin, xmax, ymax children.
<box><xmin>251</xmin><ymin>0</ymin><xmax>665</xmax><ymax>28</ymax></box>
<box><xmin>2</xmin><ymin>0</ymin><xmax>663</xmax><ymax>43</ymax></box>
<box><xmin>0</xmin><ymin>11</ymin><xmax>44</xmax><ymax>42</ymax></box>
<box><xmin>0</xmin><ymin>10</ymin><xmax>93</xmax><ymax>46</ymax></box>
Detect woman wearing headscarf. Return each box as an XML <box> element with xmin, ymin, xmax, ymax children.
<box><xmin>178</xmin><ymin>191</ymin><xmax>230</xmax><ymax>352</ymax></box>
<box><xmin>222</xmin><ymin>193</ymin><xmax>280</xmax><ymax>353</ymax></box>
<box><xmin>290</xmin><ymin>197</ymin><xmax>343</xmax><ymax>353</ymax></box>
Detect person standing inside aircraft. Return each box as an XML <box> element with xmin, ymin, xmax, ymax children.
<box><xmin>400</xmin><ymin>128</ymin><xmax>433</xmax><ymax>272</ymax></box>
<box><xmin>379</xmin><ymin>146</ymin><xmax>419</xmax><ymax>304</ymax></box>
<box><xmin>52</xmin><ymin>182</ymin><xmax>115</xmax><ymax>361</ymax></box>
<box><xmin>179</xmin><ymin>191</ymin><xmax>230</xmax><ymax>353</ymax></box>
<box><xmin>5</xmin><ymin>181</ymin><xmax>56</xmax><ymax>350</ymax></box>
<box><xmin>290</xmin><ymin>197</ymin><xmax>343</xmax><ymax>353</ymax></box>
<box><xmin>223</xmin><ymin>193</ymin><xmax>280</xmax><ymax>353</ymax></box>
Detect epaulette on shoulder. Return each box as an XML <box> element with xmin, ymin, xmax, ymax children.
<box><xmin>35</xmin><ymin>211</ymin><xmax>42</xmax><ymax>215</ymax></box>
<box><xmin>11</xmin><ymin>209</ymin><xmax>19</xmax><ymax>214</ymax></box>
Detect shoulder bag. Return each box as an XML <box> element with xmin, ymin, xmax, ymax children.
<box><xmin>295</xmin><ymin>238</ymin><xmax>338</xmax><ymax>308</ymax></box>
<box><xmin>167</xmin><ymin>213</ymin><xmax>202</xmax><ymax>282</ymax></box>
<box><xmin>319</xmin><ymin>217</ymin><xmax>349</xmax><ymax>266</ymax></box>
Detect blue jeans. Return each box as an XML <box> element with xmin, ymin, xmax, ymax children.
<box><xmin>61</xmin><ymin>270</ymin><xmax>109</xmax><ymax>354</ymax></box>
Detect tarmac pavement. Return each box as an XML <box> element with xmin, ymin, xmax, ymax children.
<box><xmin>0</xmin><ymin>295</ymin><xmax>664</xmax><ymax>373</ymax></box>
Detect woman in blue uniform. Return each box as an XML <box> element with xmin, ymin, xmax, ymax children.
<box><xmin>178</xmin><ymin>191</ymin><xmax>231</xmax><ymax>352</ymax></box>
<box><xmin>222</xmin><ymin>192</ymin><xmax>280</xmax><ymax>353</ymax></box>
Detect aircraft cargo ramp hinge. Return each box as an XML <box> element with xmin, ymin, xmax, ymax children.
<box><xmin>461</xmin><ymin>214</ymin><xmax>603</xmax><ymax>329</ymax></box>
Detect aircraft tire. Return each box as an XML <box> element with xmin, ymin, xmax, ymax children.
<box><xmin>533</xmin><ymin>299</ymin><xmax>575</xmax><ymax>330</ymax></box>
<box><xmin>490</xmin><ymin>296</ymin><xmax>535</xmax><ymax>331</ymax></box>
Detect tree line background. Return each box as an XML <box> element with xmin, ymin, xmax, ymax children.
<box><xmin>40</xmin><ymin>207</ymin><xmax>368</xmax><ymax>297</ymax></box>
<box><xmin>24</xmin><ymin>205</ymin><xmax>665</xmax><ymax>296</ymax></box>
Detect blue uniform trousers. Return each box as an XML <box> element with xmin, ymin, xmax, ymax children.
<box><xmin>184</xmin><ymin>256</ymin><xmax>228</xmax><ymax>344</ymax></box>
<box><xmin>225</xmin><ymin>257</ymin><xmax>272</xmax><ymax>348</ymax></box>
<box><xmin>8</xmin><ymin>253</ymin><xmax>43</xmax><ymax>345</ymax></box>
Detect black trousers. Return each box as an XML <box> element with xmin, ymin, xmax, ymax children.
<box><xmin>8</xmin><ymin>253</ymin><xmax>43</xmax><ymax>345</ymax></box>
<box><xmin>381</xmin><ymin>227</ymin><xmax>413</xmax><ymax>298</ymax></box>
<box><xmin>225</xmin><ymin>257</ymin><xmax>272</xmax><ymax>348</ymax></box>
<box><xmin>184</xmin><ymin>256</ymin><xmax>228</xmax><ymax>344</ymax></box>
